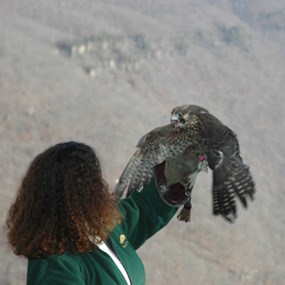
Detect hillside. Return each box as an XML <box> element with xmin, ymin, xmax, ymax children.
<box><xmin>0</xmin><ymin>1</ymin><xmax>284</xmax><ymax>284</ymax></box>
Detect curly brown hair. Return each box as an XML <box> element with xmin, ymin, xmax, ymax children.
<box><xmin>6</xmin><ymin>141</ymin><xmax>122</xmax><ymax>259</ymax></box>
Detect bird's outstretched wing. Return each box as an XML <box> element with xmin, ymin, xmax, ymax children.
<box><xmin>197</xmin><ymin>111</ymin><xmax>255</xmax><ymax>222</ymax></box>
<box><xmin>115</xmin><ymin>123</ymin><xmax>204</xmax><ymax>198</ymax></box>
<box><xmin>208</xmin><ymin>150</ymin><xmax>255</xmax><ymax>222</ymax></box>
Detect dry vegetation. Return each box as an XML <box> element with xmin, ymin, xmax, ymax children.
<box><xmin>0</xmin><ymin>0</ymin><xmax>284</xmax><ymax>284</ymax></box>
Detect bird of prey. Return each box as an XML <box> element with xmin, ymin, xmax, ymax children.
<box><xmin>115</xmin><ymin>104</ymin><xmax>255</xmax><ymax>223</ymax></box>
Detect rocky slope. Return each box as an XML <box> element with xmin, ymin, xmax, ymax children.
<box><xmin>0</xmin><ymin>0</ymin><xmax>284</xmax><ymax>284</ymax></box>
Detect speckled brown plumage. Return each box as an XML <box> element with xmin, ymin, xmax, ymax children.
<box><xmin>115</xmin><ymin>104</ymin><xmax>255</xmax><ymax>223</ymax></box>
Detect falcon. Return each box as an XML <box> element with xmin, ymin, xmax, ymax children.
<box><xmin>115</xmin><ymin>104</ymin><xmax>255</xmax><ymax>222</ymax></box>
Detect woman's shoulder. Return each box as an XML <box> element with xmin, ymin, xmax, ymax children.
<box><xmin>28</xmin><ymin>252</ymin><xmax>82</xmax><ymax>268</ymax></box>
<box><xmin>28</xmin><ymin>252</ymin><xmax>87</xmax><ymax>284</ymax></box>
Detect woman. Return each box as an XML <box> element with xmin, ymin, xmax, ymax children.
<box><xmin>6</xmin><ymin>141</ymin><xmax>185</xmax><ymax>285</ymax></box>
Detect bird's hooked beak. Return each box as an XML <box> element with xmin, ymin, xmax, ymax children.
<box><xmin>171</xmin><ymin>114</ymin><xmax>183</xmax><ymax>127</ymax></box>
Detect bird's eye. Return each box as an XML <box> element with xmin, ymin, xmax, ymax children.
<box><xmin>178</xmin><ymin>113</ymin><xmax>182</xmax><ymax>118</ymax></box>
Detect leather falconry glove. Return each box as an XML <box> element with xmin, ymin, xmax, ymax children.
<box><xmin>154</xmin><ymin>151</ymin><xmax>208</xmax><ymax>222</ymax></box>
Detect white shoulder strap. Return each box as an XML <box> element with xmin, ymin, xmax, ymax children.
<box><xmin>97</xmin><ymin>241</ymin><xmax>131</xmax><ymax>285</ymax></box>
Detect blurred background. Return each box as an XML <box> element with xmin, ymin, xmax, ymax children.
<box><xmin>0</xmin><ymin>0</ymin><xmax>284</xmax><ymax>284</ymax></box>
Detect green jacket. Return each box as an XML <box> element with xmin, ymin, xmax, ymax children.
<box><xmin>27</xmin><ymin>181</ymin><xmax>178</xmax><ymax>285</ymax></box>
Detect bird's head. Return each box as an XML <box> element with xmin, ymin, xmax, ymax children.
<box><xmin>171</xmin><ymin>104</ymin><xmax>209</xmax><ymax>128</ymax></box>
<box><xmin>171</xmin><ymin>105</ymin><xmax>189</xmax><ymax>127</ymax></box>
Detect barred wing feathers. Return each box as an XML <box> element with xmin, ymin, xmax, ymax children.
<box><xmin>199</xmin><ymin>112</ymin><xmax>255</xmax><ymax>222</ymax></box>
<box><xmin>115</xmin><ymin>123</ymin><xmax>202</xmax><ymax>198</ymax></box>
